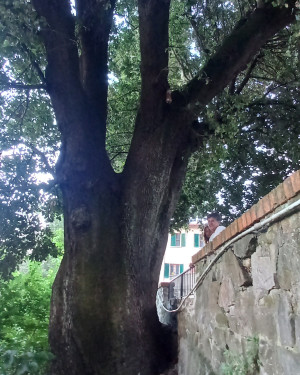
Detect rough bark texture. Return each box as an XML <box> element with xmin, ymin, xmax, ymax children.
<box><xmin>29</xmin><ymin>0</ymin><xmax>297</xmax><ymax>374</ymax></box>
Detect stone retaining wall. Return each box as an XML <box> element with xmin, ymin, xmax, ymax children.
<box><xmin>177</xmin><ymin>170</ymin><xmax>300</xmax><ymax>375</ymax></box>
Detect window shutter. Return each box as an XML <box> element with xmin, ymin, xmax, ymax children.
<box><xmin>171</xmin><ymin>234</ymin><xmax>176</xmax><ymax>246</ymax></box>
<box><xmin>194</xmin><ymin>233</ymin><xmax>199</xmax><ymax>247</ymax></box>
<box><xmin>164</xmin><ymin>263</ymin><xmax>170</xmax><ymax>278</ymax></box>
<box><xmin>181</xmin><ymin>233</ymin><xmax>186</xmax><ymax>247</ymax></box>
<box><xmin>180</xmin><ymin>264</ymin><xmax>184</xmax><ymax>273</ymax></box>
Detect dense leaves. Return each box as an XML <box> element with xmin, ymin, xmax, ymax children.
<box><xmin>0</xmin><ymin>0</ymin><xmax>61</xmax><ymax>276</ymax></box>
<box><xmin>0</xmin><ymin>259</ymin><xmax>60</xmax><ymax>374</ymax></box>
<box><xmin>170</xmin><ymin>6</ymin><xmax>300</xmax><ymax>226</ymax></box>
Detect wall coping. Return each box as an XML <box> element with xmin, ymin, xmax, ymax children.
<box><xmin>192</xmin><ymin>169</ymin><xmax>300</xmax><ymax>264</ymax></box>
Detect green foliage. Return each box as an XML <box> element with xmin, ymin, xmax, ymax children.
<box><xmin>0</xmin><ymin>259</ymin><xmax>60</xmax><ymax>374</ymax></box>
<box><xmin>0</xmin><ymin>259</ymin><xmax>59</xmax><ymax>351</ymax></box>
<box><xmin>221</xmin><ymin>337</ymin><xmax>260</xmax><ymax>375</ymax></box>
<box><xmin>172</xmin><ymin>15</ymin><xmax>300</xmax><ymax>226</ymax></box>
<box><xmin>49</xmin><ymin>218</ymin><xmax>64</xmax><ymax>254</ymax></box>
<box><xmin>0</xmin><ymin>0</ymin><xmax>299</xmax><ymax>258</ymax></box>
<box><xmin>0</xmin><ymin>0</ymin><xmax>61</xmax><ymax>276</ymax></box>
<box><xmin>107</xmin><ymin>0</ymin><xmax>140</xmax><ymax>171</ymax></box>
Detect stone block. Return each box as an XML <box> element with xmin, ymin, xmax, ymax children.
<box><xmin>258</xmin><ymin>339</ymin><xmax>278</xmax><ymax>375</ymax></box>
<box><xmin>278</xmin><ymin>292</ymin><xmax>295</xmax><ymax>347</ymax></box>
<box><xmin>277</xmin><ymin>346</ymin><xmax>300</xmax><ymax>375</ymax></box>
<box><xmin>233</xmin><ymin>234</ymin><xmax>257</xmax><ymax>258</ymax></box>
<box><xmin>215</xmin><ymin>313</ymin><xmax>229</xmax><ymax>328</ymax></box>
<box><xmin>251</xmin><ymin>252</ymin><xmax>277</xmax><ymax>293</ymax></box>
<box><xmin>277</xmin><ymin>214</ymin><xmax>300</xmax><ymax>289</ymax></box>
<box><xmin>221</xmin><ymin>250</ymin><xmax>252</xmax><ymax>287</ymax></box>
<box><xmin>218</xmin><ymin>276</ymin><xmax>235</xmax><ymax>313</ymax></box>
<box><xmin>255</xmin><ymin>304</ymin><xmax>278</xmax><ymax>341</ymax></box>
<box><xmin>294</xmin><ymin>315</ymin><xmax>300</xmax><ymax>348</ymax></box>
<box><xmin>227</xmin><ymin>288</ymin><xmax>256</xmax><ymax>337</ymax></box>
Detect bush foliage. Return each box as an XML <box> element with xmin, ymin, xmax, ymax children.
<box><xmin>0</xmin><ymin>258</ymin><xmax>60</xmax><ymax>374</ymax></box>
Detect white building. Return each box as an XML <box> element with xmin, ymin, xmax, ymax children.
<box><xmin>159</xmin><ymin>223</ymin><xmax>204</xmax><ymax>283</ymax></box>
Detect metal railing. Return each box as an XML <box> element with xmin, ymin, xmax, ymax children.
<box><xmin>168</xmin><ymin>266</ymin><xmax>196</xmax><ymax>300</ymax></box>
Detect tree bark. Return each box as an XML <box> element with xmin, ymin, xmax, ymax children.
<box><xmin>29</xmin><ymin>0</ymin><xmax>297</xmax><ymax>374</ymax></box>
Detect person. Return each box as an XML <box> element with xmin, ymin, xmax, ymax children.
<box><xmin>205</xmin><ymin>212</ymin><xmax>226</xmax><ymax>242</ymax></box>
<box><xmin>203</xmin><ymin>225</ymin><xmax>213</xmax><ymax>244</ymax></box>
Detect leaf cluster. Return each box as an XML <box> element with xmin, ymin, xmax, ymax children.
<box><xmin>0</xmin><ymin>259</ymin><xmax>60</xmax><ymax>373</ymax></box>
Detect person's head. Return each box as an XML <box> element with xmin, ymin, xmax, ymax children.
<box><xmin>207</xmin><ymin>212</ymin><xmax>222</xmax><ymax>232</ymax></box>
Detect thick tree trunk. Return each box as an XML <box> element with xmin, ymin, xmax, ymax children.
<box><xmin>49</xmin><ymin>147</ymin><xmax>185</xmax><ymax>375</ymax></box>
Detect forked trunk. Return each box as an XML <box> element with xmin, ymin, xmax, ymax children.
<box><xmin>49</xmin><ymin>167</ymin><xmax>181</xmax><ymax>375</ymax></box>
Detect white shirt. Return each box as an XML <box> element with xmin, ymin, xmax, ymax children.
<box><xmin>209</xmin><ymin>226</ymin><xmax>226</xmax><ymax>242</ymax></box>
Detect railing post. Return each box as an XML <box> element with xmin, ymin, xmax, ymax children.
<box><xmin>180</xmin><ymin>274</ymin><xmax>183</xmax><ymax>298</ymax></box>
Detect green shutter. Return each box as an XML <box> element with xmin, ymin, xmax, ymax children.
<box><xmin>180</xmin><ymin>264</ymin><xmax>184</xmax><ymax>273</ymax></box>
<box><xmin>171</xmin><ymin>234</ymin><xmax>176</xmax><ymax>246</ymax></box>
<box><xmin>181</xmin><ymin>233</ymin><xmax>186</xmax><ymax>247</ymax></box>
<box><xmin>164</xmin><ymin>263</ymin><xmax>170</xmax><ymax>278</ymax></box>
<box><xmin>194</xmin><ymin>233</ymin><xmax>199</xmax><ymax>247</ymax></box>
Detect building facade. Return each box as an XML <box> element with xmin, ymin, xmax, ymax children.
<box><xmin>159</xmin><ymin>223</ymin><xmax>204</xmax><ymax>283</ymax></box>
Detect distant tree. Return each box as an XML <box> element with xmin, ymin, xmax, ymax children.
<box><xmin>0</xmin><ymin>0</ymin><xmax>298</xmax><ymax>374</ymax></box>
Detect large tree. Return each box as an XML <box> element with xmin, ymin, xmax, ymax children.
<box><xmin>0</xmin><ymin>0</ymin><xmax>298</xmax><ymax>374</ymax></box>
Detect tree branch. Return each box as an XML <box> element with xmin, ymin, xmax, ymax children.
<box><xmin>170</xmin><ymin>47</ymin><xmax>193</xmax><ymax>82</ymax></box>
<box><xmin>77</xmin><ymin>0</ymin><xmax>116</xmax><ymax>115</ymax></box>
<box><xmin>20</xmin><ymin>43</ymin><xmax>47</xmax><ymax>85</ymax></box>
<box><xmin>235</xmin><ymin>55</ymin><xmax>260</xmax><ymax>94</ymax></box>
<box><xmin>138</xmin><ymin>0</ymin><xmax>171</xmax><ymax>109</ymax></box>
<box><xmin>188</xmin><ymin>16</ymin><xmax>210</xmax><ymax>58</ymax></box>
<box><xmin>31</xmin><ymin>0</ymin><xmax>115</xmax><ymax>180</ymax></box>
<box><xmin>5</xmin><ymin>32</ymin><xmax>47</xmax><ymax>86</ymax></box>
<box><xmin>172</xmin><ymin>2</ymin><xmax>296</xmax><ymax>112</ymax></box>
<box><xmin>31</xmin><ymin>0</ymin><xmax>83</xmax><ymax>117</ymax></box>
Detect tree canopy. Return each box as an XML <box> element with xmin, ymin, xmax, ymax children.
<box><xmin>0</xmin><ymin>0</ymin><xmax>298</xmax><ymax>270</ymax></box>
<box><xmin>0</xmin><ymin>0</ymin><xmax>299</xmax><ymax>272</ymax></box>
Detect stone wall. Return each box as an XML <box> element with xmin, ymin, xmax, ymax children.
<box><xmin>177</xmin><ymin>171</ymin><xmax>300</xmax><ymax>375</ymax></box>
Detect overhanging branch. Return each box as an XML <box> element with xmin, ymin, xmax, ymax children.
<box><xmin>77</xmin><ymin>0</ymin><xmax>116</xmax><ymax>109</ymax></box>
<box><xmin>31</xmin><ymin>0</ymin><xmax>82</xmax><ymax>112</ymax></box>
<box><xmin>173</xmin><ymin>2</ymin><xmax>296</xmax><ymax>111</ymax></box>
<box><xmin>138</xmin><ymin>0</ymin><xmax>171</xmax><ymax>105</ymax></box>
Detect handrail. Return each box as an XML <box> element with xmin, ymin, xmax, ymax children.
<box><xmin>165</xmin><ymin>266</ymin><xmax>196</xmax><ymax>301</ymax></box>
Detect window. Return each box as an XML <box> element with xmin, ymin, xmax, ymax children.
<box><xmin>194</xmin><ymin>233</ymin><xmax>200</xmax><ymax>247</ymax></box>
<box><xmin>171</xmin><ymin>233</ymin><xmax>186</xmax><ymax>247</ymax></box>
<box><xmin>164</xmin><ymin>263</ymin><xmax>184</xmax><ymax>279</ymax></box>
